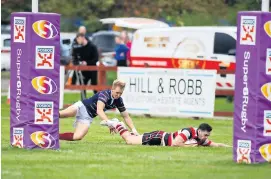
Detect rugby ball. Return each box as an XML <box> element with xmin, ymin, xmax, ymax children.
<box><xmin>185</xmin><ymin>139</ymin><xmax>197</xmax><ymax>145</ymax></box>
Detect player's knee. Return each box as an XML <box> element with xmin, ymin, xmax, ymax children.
<box><xmin>73</xmin><ymin>133</ymin><xmax>84</xmax><ymax>140</ymax></box>
<box><xmin>126</xmin><ymin>141</ymin><xmax>133</xmax><ymax>145</ymax></box>
<box><xmin>124</xmin><ymin>137</ymin><xmax>133</xmax><ymax>145</ymax></box>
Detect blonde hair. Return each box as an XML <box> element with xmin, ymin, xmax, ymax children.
<box><xmin>112</xmin><ymin>79</ymin><xmax>126</xmax><ymax>90</ymax></box>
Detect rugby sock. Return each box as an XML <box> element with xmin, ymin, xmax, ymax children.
<box><xmin>59</xmin><ymin>132</ymin><xmax>74</xmax><ymax>141</ymax></box>
<box><xmin>115</xmin><ymin>124</ymin><xmax>128</xmax><ymax>136</ymax></box>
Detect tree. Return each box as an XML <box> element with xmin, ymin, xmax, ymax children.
<box><xmin>39</xmin><ymin>0</ymin><xmax>115</xmax><ymax>32</ymax></box>
<box><xmin>1</xmin><ymin>0</ymin><xmax>266</xmax><ymax>32</ymax></box>
<box><xmin>1</xmin><ymin>0</ymin><xmax>32</xmax><ymax>22</ymax></box>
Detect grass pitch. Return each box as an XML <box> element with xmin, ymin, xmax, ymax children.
<box><xmin>1</xmin><ymin>95</ymin><xmax>270</xmax><ymax>179</ymax></box>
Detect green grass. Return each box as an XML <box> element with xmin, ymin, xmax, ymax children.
<box><xmin>215</xmin><ymin>97</ymin><xmax>234</xmax><ymax>112</ymax></box>
<box><xmin>63</xmin><ymin>92</ymin><xmax>95</xmax><ymax>105</ymax></box>
<box><xmin>1</xmin><ymin>71</ymin><xmax>10</xmax><ymax>79</ymax></box>
<box><xmin>106</xmin><ymin>71</ymin><xmax>117</xmax><ymax>85</ymax></box>
<box><xmin>2</xmin><ymin>95</ymin><xmax>270</xmax><ymax>179</ymax></box>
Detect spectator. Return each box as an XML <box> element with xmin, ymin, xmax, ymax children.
<box><xmin>71</xmin><ymin>26</ymin><xmax>90</xmax><ymax>86</ymax></box>
<box><xmin>114</xmin><ymin>36</ymin><xmax>129</xmax><ymax>67</ymax></box>
<box><xmin>121</xmin><ymin>31</ymin><xmax>132</xmax><ymax>66</ymax></box>
<box><xmin>72</xmin><ymin>26</ymin><xmax>89</xmax><ymax>50</ymax></box>
<box><xmin>73</xmin><ymin>33</ymin><xmax>99</xmax><ymax>94</ymax></box>
<box><xmin>78</xmin><ymin>26</ymin><xmax>87</xmax><ymax>34</ymax></box>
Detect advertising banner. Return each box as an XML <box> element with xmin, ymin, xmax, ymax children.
<box><xmin>10</xmin><ymin>12</ymin><xmax>60</xmax><ymax>149</ymax></box>
<box><xmin>234</xmin><ymin>11</ymin><xmax>271</xmax><ymax>163</ymax></box>
<box><xmin>118</xmin><ymin>67</ymin><xmax>216</xmax><ymax>117</ymax></box>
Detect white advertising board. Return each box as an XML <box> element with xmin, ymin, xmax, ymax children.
<box><xmin>118</xmin><ymin>67</ymin><xmax>217</xmax><ymax>117</ymax></box>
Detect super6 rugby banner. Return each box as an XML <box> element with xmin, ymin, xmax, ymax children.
<box><xmin>10</xmin><ymin>12</ymin><xmax>60</xmax><ymax>149</ymax></box>
<box><xmin>118</xmin><ymin>67</ymin><xmax>216</xmax><ymax>117</ymax></box>
<box><xmin>234</xmin><ymin>11</ymin><xmax>271</xmax><ymax>164</ymax></box>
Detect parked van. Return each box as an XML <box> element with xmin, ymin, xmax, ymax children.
<box><xmin>1</xmin><ymin>34</ymin><xmax>11</xmax><ymax>71</ymax></box>
<box><xmin>97</xmin><ymin>17</ymin><xmax>169</xmax><ymax>66</ymax></box>
<box><xmin>130</xmin><ymin>26</ymin><xmax>237</xmax><ymax>90</ymax></box>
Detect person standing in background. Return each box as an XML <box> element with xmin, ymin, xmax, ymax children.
<box><xmin>72</xmin><ymin>26</ymin><xmax>89</xmax><ymax>50</ymax></box>
<box><xmin>114</xmin><ymin>35</ymin><xmax>129</xmax><ymax>67</ymax></box>
<box><xmin>74</xmin><ymin>33</ymin><xmax>99</xmax><ymax>94</ymax></box>
<box><xmin>71</xmin><ymin>26</ymin><xmax>90</xmax><ymax>85</ymax></box>
<box><xmin>121</xmin><ymin>31</ymin><xmax>132</xmax><ymax>66</ymax></box>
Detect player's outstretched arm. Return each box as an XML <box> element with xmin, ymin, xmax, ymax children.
<box><xmin>184</xmin><ymin>143</ymin><xmax>198</xmax><ymax>147</ymax></box>
<box><xmin>120</xmin><ymin>111</ymin><xmax>139</xmax><ymax>135</ymax></box>
<box><xmin>172</xmin><ymin>129</ymin><xmax>196</xmax><ymax>147</ymax></box>
<box><xmin>97</xmin><ymin>101</ymin><xmax>110</xmax><ymax>121</ymax></box>
<box><xmin>209</xmin><ymin>142</ymin><xmax>232</xmax><ymax>147</ymax></box>
<box><xmin>172</xmin><ymin>135</ymin><xmax>186</xmax><ymax>147</ymax></box>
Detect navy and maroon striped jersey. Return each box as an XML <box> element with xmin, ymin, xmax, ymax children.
<box><xmin>82</xmin><ymin>89</ymin><xmax>126</xmax><ymax>118</ymax></box>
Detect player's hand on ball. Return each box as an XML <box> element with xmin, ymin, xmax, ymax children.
<box><xmin>184</xmin><ymin>143</ymin><xmax>198</xmax><ymax>147</ymax></box>
<box><xmin>132</xmin><ymin>128</ymin><xmax>140</xmax><ymax>136</ymax></box>
<box><xmin>190</xmin><ymin>144</ymin><xmax>198</xmax><ymax>147</ymax></box>
<box><xmin>109</xmin><ymin>127</ymin><xmax>117</xmax><ymax>135</ymax></box>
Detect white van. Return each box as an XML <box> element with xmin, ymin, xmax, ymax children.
<box><xmin>1</xmin><ymin>34</ymin><xmax>11</xmax><ymax>71</ymax></box>
<box><xmin>98</xmin><ymin>17</ymin><xmax>169</xmax><ymax>66</ymax></box>
<box><xmin>130</xmin><ymin>26</ymin><xmax>237</xmax><ymax>90</ymax></box>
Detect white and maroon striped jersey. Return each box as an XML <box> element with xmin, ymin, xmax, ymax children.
<box><xmin>163</xmin><ymin>127</ymin><xmax>212</xmax><ymax>146</ymax></box>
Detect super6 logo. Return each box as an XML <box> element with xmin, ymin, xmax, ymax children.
<box><xmin>32</xmin><ymin>20</ymin><xmax>58</xmax><ymax>39</ymax></box>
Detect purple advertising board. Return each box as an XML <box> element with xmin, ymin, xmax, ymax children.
<box><xmin>10</xmin><ymin>12</ymin><xmax>60</xmax><ymax>149</ymax></box>
<box><xmin>234</xmin><ymin>11</ymin><xmax>271</xmax><ymax>164</ymax></box>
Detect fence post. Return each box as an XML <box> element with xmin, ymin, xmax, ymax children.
<box><xmin>98</xmin><ymin>64</ymin><xmax>106</xmax><ymax>87</ymax></box>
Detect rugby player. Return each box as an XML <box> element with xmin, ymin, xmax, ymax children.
<box><xmin>59</xmin><ymin>79</ymin><xmax>139</xmax><ymax>141</ymax></box>
<box><xmin>101</xmin><ymin>120</ymin><xmax>231</xmax><ymax>147</ymax></box>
